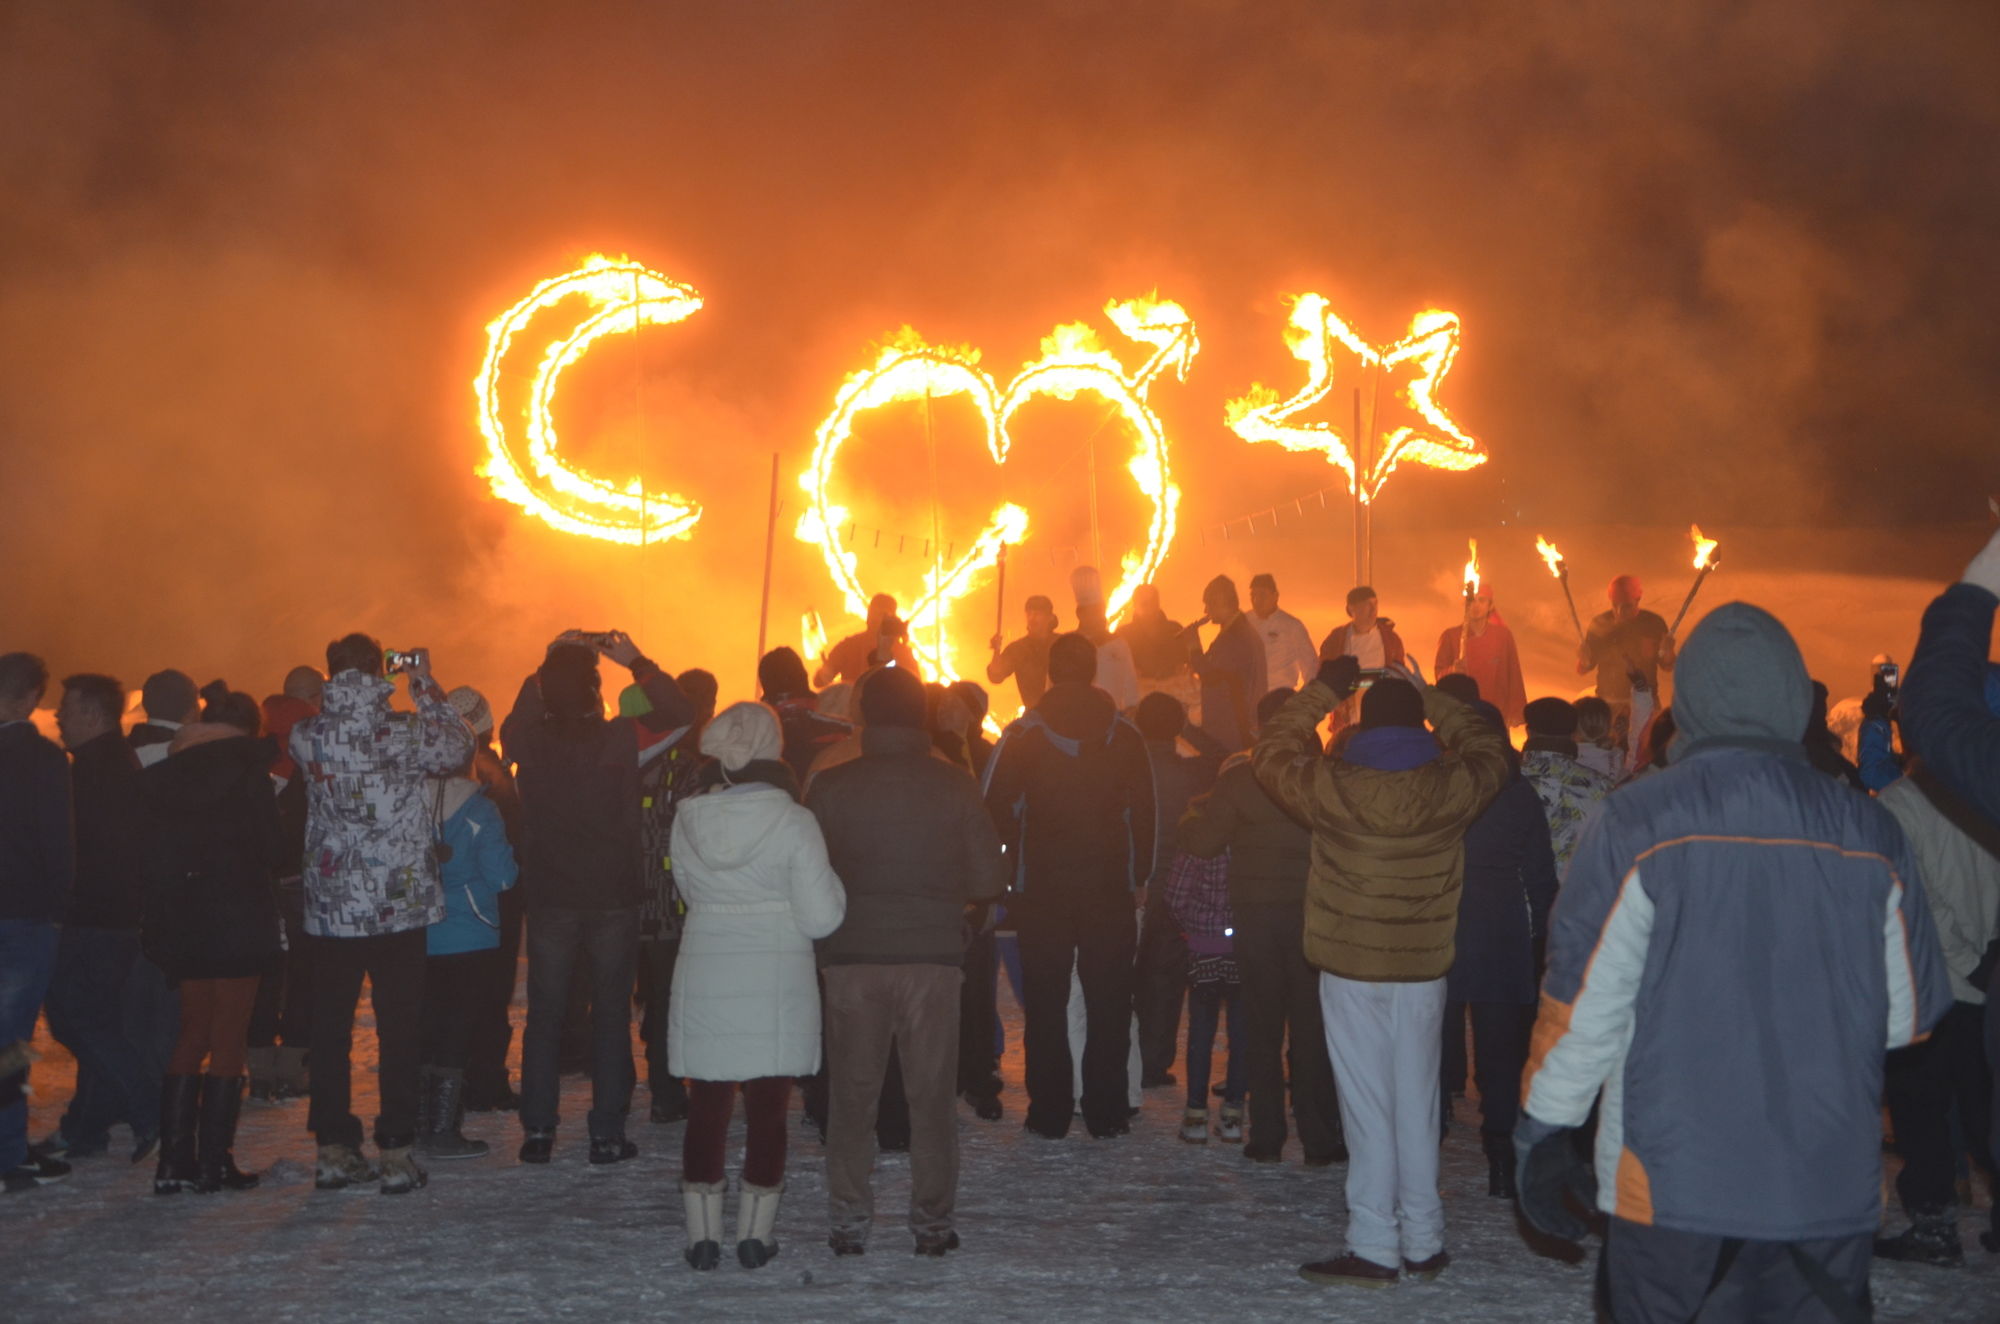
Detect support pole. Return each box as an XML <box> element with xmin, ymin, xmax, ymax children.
<box><xmin>755</xmin><ymin>452</ymin><xmax>779</xmax><ymax>676</ymax></box>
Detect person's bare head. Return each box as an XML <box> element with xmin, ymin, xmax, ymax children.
<box><xmin>1346</xmin><ymin>587</ymin><xmax>1380</xmax><ymax>632</ymax></box>
<box><xmin>1249</xmin><ymin>573</ymin><xmax>1279</xmax><ymax>618</ymax></box>
<box><xmin>1024</xmin><ymin>595</ymin><xmax>1057</xmax><ymax>637</ymax></box>
<box><xmin>57</xmin><ymin>673</ymin><xmax>123</xmax><ymax>749</ymax></box>
<box><xmin>866</xmin><ymin>593</ymin><xmax>897</xmax><ymax>632</ymax></box>
<box><xmin>1203</xmin><ymin>575</ymin><xmax>1241</xmax><ymax>626</ymax></box>
<box><xmin>0</xmin><ymin>652</ymin><xmax>49</xmax><ymax>724</ymax></box>
<box><xmin>1468</xmin><ymin>591</ymin><xmax>1493</xmax><ymax>624</ymax></box>
<box><xmin>1609</xmin><ymin>575</ymin><xmax>1642</xmax><ymax>622</ymax></box>
<box><xmin>1131</xmin><ymin>584</ymin><xmax>1161</xmax><ymax>618</ymax></box>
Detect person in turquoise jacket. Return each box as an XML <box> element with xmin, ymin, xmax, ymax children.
<box><xmin>419</xmin><ymin>776</ymin><xmax>517</xmax><ymax>1159</ymax></box>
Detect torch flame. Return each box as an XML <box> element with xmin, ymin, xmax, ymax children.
<box><xmin>1535</xmin><ymin>535</ymin><xmax>1564</xmax><ymax>579</ymax></box>
<box><xmin>476</xmin><ymin>254</ymin><xmax>705</xmax><ymax>544</ymax></box>
<box><xmin>1463</xmin><ymin>538</ymin><xmax>1481</xmax><ymax>597</ymax></box>
<box><xmin>796</xmin><ymin>296</ymin><xmax>1194</xmax><ymax>684</ymax></box>
<box><xmin>1690</xmin><ymin>524</ymin><xmax>1719</xmax><ymax>571</ymax></box>
<box><xmin>801</xmin><ymin>610</ymin><xmax>829</xmax><ymax>667</ymax></box>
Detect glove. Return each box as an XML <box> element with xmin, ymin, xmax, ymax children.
<box><xmin>1514</xmin><ymin>1116</ymin><xmax>1598</xmax><ymax>1244</ymax></box>
<box><xmin>1964</xmin><ymin>526</ymin><xmax>2000</xmax><ymax>598</ymax></box>
<box><xmin>1315</xmin><ymin>655</ymin><xmax>1362</xmax><ymax>700</ymax></box>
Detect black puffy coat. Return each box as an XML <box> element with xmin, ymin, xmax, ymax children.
<box><xmin>140</xmin><ymin>734</ymin><xmax>284</xmax><ymax>980</ymax></box>
<box><xmin>1444</xmin><ymin>772</ymin><xmax>1558</xmax><ymax>1006</ymax></box>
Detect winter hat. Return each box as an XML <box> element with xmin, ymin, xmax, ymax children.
<box><xmin>859</xmin><ymin>665</ymin><xmax>927</xmax><ymax>729</ymax></box>
<box><xmin>758</xmin><ymin>647</ymin><xmax>811</xmax><ymax>699</ymax></box>
<box><xmin>1523</xmin><ymin>697</ymin><xmax>1577</xmax><ymax>739</ymax></box>
<box><xmin>1024</xmin><ymin>594</ymin><xmax>1057</xmax><ymax>619</ymax></box>
<box><xmin>1669</xmin><ymin>602</ymin><xmax>1810</xmax><ymax>760</ymax></box>
<box><xmin>677</xmin><ymin>669</ymin><xmax>719</xmax><ymax>725</ymax></box>
<box><xmin>448</xmin><ymin>685</ymin><xmax>494</xmax><ymax>734</ymax></box>
<box><xmin>1359</xmin><ymin>677</ymin><xmax>1426</xmax><ymax>730</ymax></box>
<box><xmin>1047</xmin><ymin>632</ymin><xmax>1098</xmax><ymax>685</ymax></box>
<box><xmin>1134</xmin><ymin>692</ymin><xmax>1185</xmax><ymax>741</ymax></box>
<box><xmin>700</xmin><ymin>701</ymin><xmax>782</xmax><ymax>773</ymax></box>
<box><xmin>282</xmin><ymin>666</ymin><xmax>325</xmax><ymax>704</ymax></box>
<box><xmin>947</xmin><ymin>680</ymin><xmax>989</xmax><ymax>724</ymax></box>
<box><xmin>817</xmin><ymin>682</ymin><xmax>856</xmax><ymax>723</ymax></box>
<box><xmin>1436</xmin><ymin>673</ymin><xmax>1481</xmax><ymax>707</ymax></box>
<box><xmin>142</xmin><ymin>669</ymin><xmax>198</xmax><ymax>722</ymax></box>
<box><xmin>1069</xmin><ymin>565</ymin><xmax>1104</xmax><ymax>610</ymax></box>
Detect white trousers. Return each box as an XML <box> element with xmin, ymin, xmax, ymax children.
<box><xmin>1319</xmin><ymin>972</ymin><xmax>1448</xmax><ymax>1268</ymax></box>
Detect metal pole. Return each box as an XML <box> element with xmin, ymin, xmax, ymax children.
<box><xmin>1350</xmin><ymin>387</ymin><xmax>1364</xmax><ymax>586</ymax></box>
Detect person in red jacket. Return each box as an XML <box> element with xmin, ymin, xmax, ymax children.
<box><xmin>1435</xmin><ymin>590</ymin><xmax>1527</xmax><ymax>728</ymax></box>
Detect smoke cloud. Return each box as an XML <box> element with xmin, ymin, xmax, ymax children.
<box><xmin>3</xmin><ymin>1</ymin><xmax>1994</xmax><ymax>706</ymax></box>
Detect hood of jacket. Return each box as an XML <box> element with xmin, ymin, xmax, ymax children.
<box><xmin>1027</xmin><ymin>681</ymin><xmax>1116</xmax><ymax>753</ymax></box>
<box><xmin>674</xmin><ymin>783</ymin><xmax>794</xmax><ymax>870</ymax></box>
<box><xmin>1342</xmin><ymin>725</ymin><xmax>1441</xmax><ymax>772</ymax></box>
<box><xmin>437</xmin><ymin>776</ymin><xmax>482</xmax><ymax>822</ymax></box>
<box><xmin>321</xmin><ymin>670</ymin><xmax>396</xmax><ymax>719</ymax></box>
<box><xmin>1670</xmin><ymin>602</ymin><xmax>1811</xmax><ymax>761</ymax></box>
<box><xmin>145</xmin><ymin>734</ymin><xmax>269</xmax><ymax>811</ymax></box>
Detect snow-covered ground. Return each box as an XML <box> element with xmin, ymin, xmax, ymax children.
<box><xmin>6</xmin><ymin>978</ymin><xmax>1993</xmax><ymax>1322</ymax></box>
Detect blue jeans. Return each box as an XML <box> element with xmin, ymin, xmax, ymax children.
<box><xmin>1184</xmin><ymin>979</ymin><xmax>1245</xmax><ymax>1110</ymax></box>
<box><xmin>521</xmin><ymin>906</ymin><xmax>638</xmax><ymax>1139</ymax></box>
<box><xmin>0</xmin><ymin>920</ymin><xmax>60</xmax><ymax>1170</ymax></box>
<box><xmin>44</xmin><ymin>926</ymin><xmax>172</xmax><ymax>1148</ymax></box>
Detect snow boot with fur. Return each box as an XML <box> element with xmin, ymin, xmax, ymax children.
<box><xmin>1217</xmin><ymin>1102</ymin><xmax>1244</xmax><ymax>1143</ymax></box>
<box><xmin>1179</xmin><ymin>1108</ymin><xmax>1209</xmax><ymax>1144</ymax></box>
<box><xmin>314</xmin><ymin>1142</ymin><xmax>378</xmax><ymax>1191</ymax></box>
<box><xmin>377</xmin><ymin>1144</ymin><xmax>427</xmax><ymax>1195</ymax></box>
<box><xmin>736</xmin><ymin>1180</ymin><xmax>783</xmax><ymax>1268</ymax></box>
<box><xmin>682</xmin><ymin>1179</ymin><xmax>726</xmax><ymax>1270</ymax></box>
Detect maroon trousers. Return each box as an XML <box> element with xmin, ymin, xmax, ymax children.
<box><xmin>683</xmin><ymin>1076</ymin><xmax>791</xmax><ymax>1187</ymax></box>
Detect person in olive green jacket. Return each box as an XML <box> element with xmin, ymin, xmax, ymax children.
<box><xmin>1251</xmin><ymin>656</ymin><xmax>1510</xmax><ymax>1290</ymax></box>
<box><xmin>1178</xmin><ymin>687</ymin><xmax>1343</xmax><ymax>1166</ymax></box>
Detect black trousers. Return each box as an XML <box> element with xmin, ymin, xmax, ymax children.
<box><xmin>1134</xmin><ymin>890</ymin><xmax>1188</xmax><ymax>1083</ymax></box>
<box><xmin>1885</xmin><ymin>998</ymin><xmax>1995</xmax><ymax>1213</ymax></box>
<box><xmin>1443</xmin><ymin>999</ymin><xmax>1536</xmax><ymax>1138</ymax></box>
<box><xmin>1600</xmin><ymin>1218</ymin><xmax>1872</xmax><ymax>1323</ymax></box>
<box><xmin>636</xmin><ymin>937</ymin><xmax>687</xmax><ymax>1112</ymax></box>
<box><xmin>1233</xmin><ymin>903</ymin><xmax>1342</xmax><ymax>1159</ymax></box>
<box><xmin>307</xmin><ymin>928</ymin><xmax>426</xmax><ymax>1149</ymax></box>
<box><xmin>464</xmin><ymin>884</ymin><xmax>522</xmax><ymax>1104</ymax></box>
<box><xmin>247</xmin><ymin>876</ymin><xmax>312</xmax><ymax>1048</ymax></box>
<box><xmin>957</xmin><ymin>929</ymin><xmax>1000</xmax><ymax>1095</ymax></box>
<box><xmin>521</xmin><ymin>906</ymin><xmax>637</xmax><ymax>1139</ymax></box>
<box><xmin>421</xmin><ymin>952</ymin><xmax>486</xmax><ymax>1072</ymax></box>
<box><xmin>1015</xmin><ymin>888</ymin><xmax>1135</xmax><ymax>1137</ymax></box>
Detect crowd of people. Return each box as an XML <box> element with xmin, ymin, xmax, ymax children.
<box><xmin>5</xmin><ymin>533</ymin><xmax>1999</xmax><ymax>1319</ymax></box>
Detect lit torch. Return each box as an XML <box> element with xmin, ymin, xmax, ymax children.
<box><xmin>1456</xmin><ymin>538</ymin><xmax>1480</xmax><ymax>670</ymax></box>
<box><xmin>801</xmin><ymin>610</ymin><xmax>830</xmax><ymax>670</ymax></box>
<box><xmin>1668</xmin><ymin>524</ymin><xmax>1721</xmax><ymax>637</ymax></box>
<box><xmin>1537</xmin><ymin>535</ymin><xmax>1584</xmax><ymax>642</ymax></box>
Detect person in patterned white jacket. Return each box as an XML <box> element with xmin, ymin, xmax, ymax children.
<box><xmin>1517</xmin><ymin>698</ymin><xmax>1615</xmax><ymax>874</ymax></box>
<box><xmin>289</xmin><ymin>633</ymin><xmax>473</xmax><ymax>1194</ymax></box>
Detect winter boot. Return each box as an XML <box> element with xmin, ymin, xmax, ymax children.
<box><xmin>1483</xmin><ymin>1131</ymin><xmax>1517</xmax><ymax>1200</ymax></box>
<box><xmin>245</xmin><ymin>1046</ymin><xmax>279</xmax><ymax>1103</ymax></box>
<box><xmin>1217</xmin><ymin>1103</ymin><xmax>1245</xmax><ymax>1144</ymax></box>
<box><xmin>1179</xmin><ymin>1108</ymin><xmax>1210</xmax><ymax>1144</ymax></box>
<box><xmin>682</xmin><ymin>1179</ymin><xmax>726</xmax><ymax>1270</ymax></box>
<box><xmin>314</xmin><ymin>1142</ymin><xmax>378</xmax><ymax>1191</ymax></box>
<box><xmin>194</xmin><ymin>1075</ymin><xmax>259</xmax><ymax>1192</ymax></box>
<box><xmin>378</xmin><ymin>1144</ymin><xmax>428</xmax><ymax>1195</ymax></box>
<box><xmin>152</xmin><ymin>1074</ymin><xmax>201</xmax><ymax>1195</ymax></box>
<box><xmin>736</xmin><ymin>1180</ymin><xmax>783</xmax><ymax>1268</ymax></box>
<box><xmin>1873</xmin><ymin>1208</ymin><xmax>1963</xmax><ymax>1267</ymax></box>
<box><xmin>417</xmin><ymin>1067</ymin><xmax>489</xmax><ymax>1161</ymax></box>
<box><xmin>272</xmin><ymin>1045</ymin><xmax>311</xmax><ymax>1099</ymax></box>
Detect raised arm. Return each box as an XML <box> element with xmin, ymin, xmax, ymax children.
<box><xmin>499</xmin><ymin>673</ymin><xmax>544</xmax><ymax>769</ymax></box>
<box><xmin>410</xmin><ymin>673</ymin><xmax>476</xmax><ymax>776</ymax></box>
<box><xmin>1252</xmin><ymin>662</ymin><xmax>1356</xmax><ymax>825</ymax></box>
<box><xmin>1902</xmin><ymin>577</ymin><xmax>2000</xmax><ymax>825</ymax></box>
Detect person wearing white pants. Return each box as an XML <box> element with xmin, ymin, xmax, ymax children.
<box><xmin>1249</xmin><ymin>654</ymin><xmax>1510</xmax><ymax>1289</ymax></box>
<box><xmin>1319</xmin><ymin>973</ymin><xmax>1448</xmax><ymax>1270</ymax></box>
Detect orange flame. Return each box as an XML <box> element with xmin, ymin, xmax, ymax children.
<box><xmin>1225</xmin><ymin>295</ymin><xmax>1484</xmax><ymax>503</ymax></box>
<box><xmin>795</xmin><ymin>296</ymin><xmax>1194</xmax><ymax>684</ymax></box>
<box><xmin>1535</xmin><ymin>535</ymin><xmax>1564</xmax><ymax>579</ymax></box>
<box><xmin>1463</xmin><ymin>538</ymin><xmax>1481</xmax><ymax>597</ymax></box>
<box><xmin>1690</xmin><ymin>524</ymin><xmax>1719</xmax><ymax>571</ymax></box>
<box><xmin>801</xmin><ymin>610</ymin><xmax>829</xmax><ymax>667</ymax></box>
<box><xmin>476</xmin><ymin>255</ymin><xmax>705</xmax><ymax>544</ymax></box>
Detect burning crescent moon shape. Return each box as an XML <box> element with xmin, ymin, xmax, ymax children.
<box><xmin>796</xmin><ymin>296</ymin><xmax>1195</xmax><ymax>684</ymax></box>
<box><xmin>477</xmin><ymin>255</ymin><xmax>705</xmax><ymax>544</ymax></box>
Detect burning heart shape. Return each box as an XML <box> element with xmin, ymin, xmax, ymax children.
<box><xmin>795</xmin><ymin>297</ymin><xmax>1198</xmax><ymax>682</ymax></box>
<box><xmin>476</xmin><ymin>255</ymin><xmax>706</xmax><ymax>545</ymax></box>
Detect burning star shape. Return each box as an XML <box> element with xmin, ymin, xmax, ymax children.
<box><xmin>1224</xmin><ymin>293</ymin><xmax>1484</xmax><ymax>502</ymax></box>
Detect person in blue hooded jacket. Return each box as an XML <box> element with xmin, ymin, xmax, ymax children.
<box><xmin>418</xmin><ymin>771</ymin><xmax>517</xmax><ymax>1160</ymax></box>
<box><xmin>1517</xmin><ymin>601</ymin><xmax>1951</xmax><ymax>1322</ymax></box>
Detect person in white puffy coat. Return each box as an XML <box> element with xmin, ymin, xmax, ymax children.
<box><xmin>667</xmin><ymin>701</ymin><xmax>845</xmax><ymax>1272</ymax></box>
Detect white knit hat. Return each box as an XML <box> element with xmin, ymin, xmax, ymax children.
<box><xmin>446</xmin><ymin>685</ymin><xmax>493</xmax><ymax>735</ymax></box>
<box><xmin>700</xmin><ymin>701</ymin><xmax>782</xmax><ymax>772</ymax></box>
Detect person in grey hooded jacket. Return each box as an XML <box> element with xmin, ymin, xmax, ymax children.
<box><xmin>1517</xmin><ymin>602</ymin><xmax>1951</xmax><ymax>1322</ymax></box>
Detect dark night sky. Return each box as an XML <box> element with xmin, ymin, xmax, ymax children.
<box><xmin>4</xmin><ymin>1</ymin><xmax>1996</xmax><ymax>698</ymax></box>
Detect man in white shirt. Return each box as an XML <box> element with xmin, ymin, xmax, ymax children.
<box><xmin>1249</xmin><ymin>574</ymin><xmax>1319</xmax><ymax>696</ymax></box>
